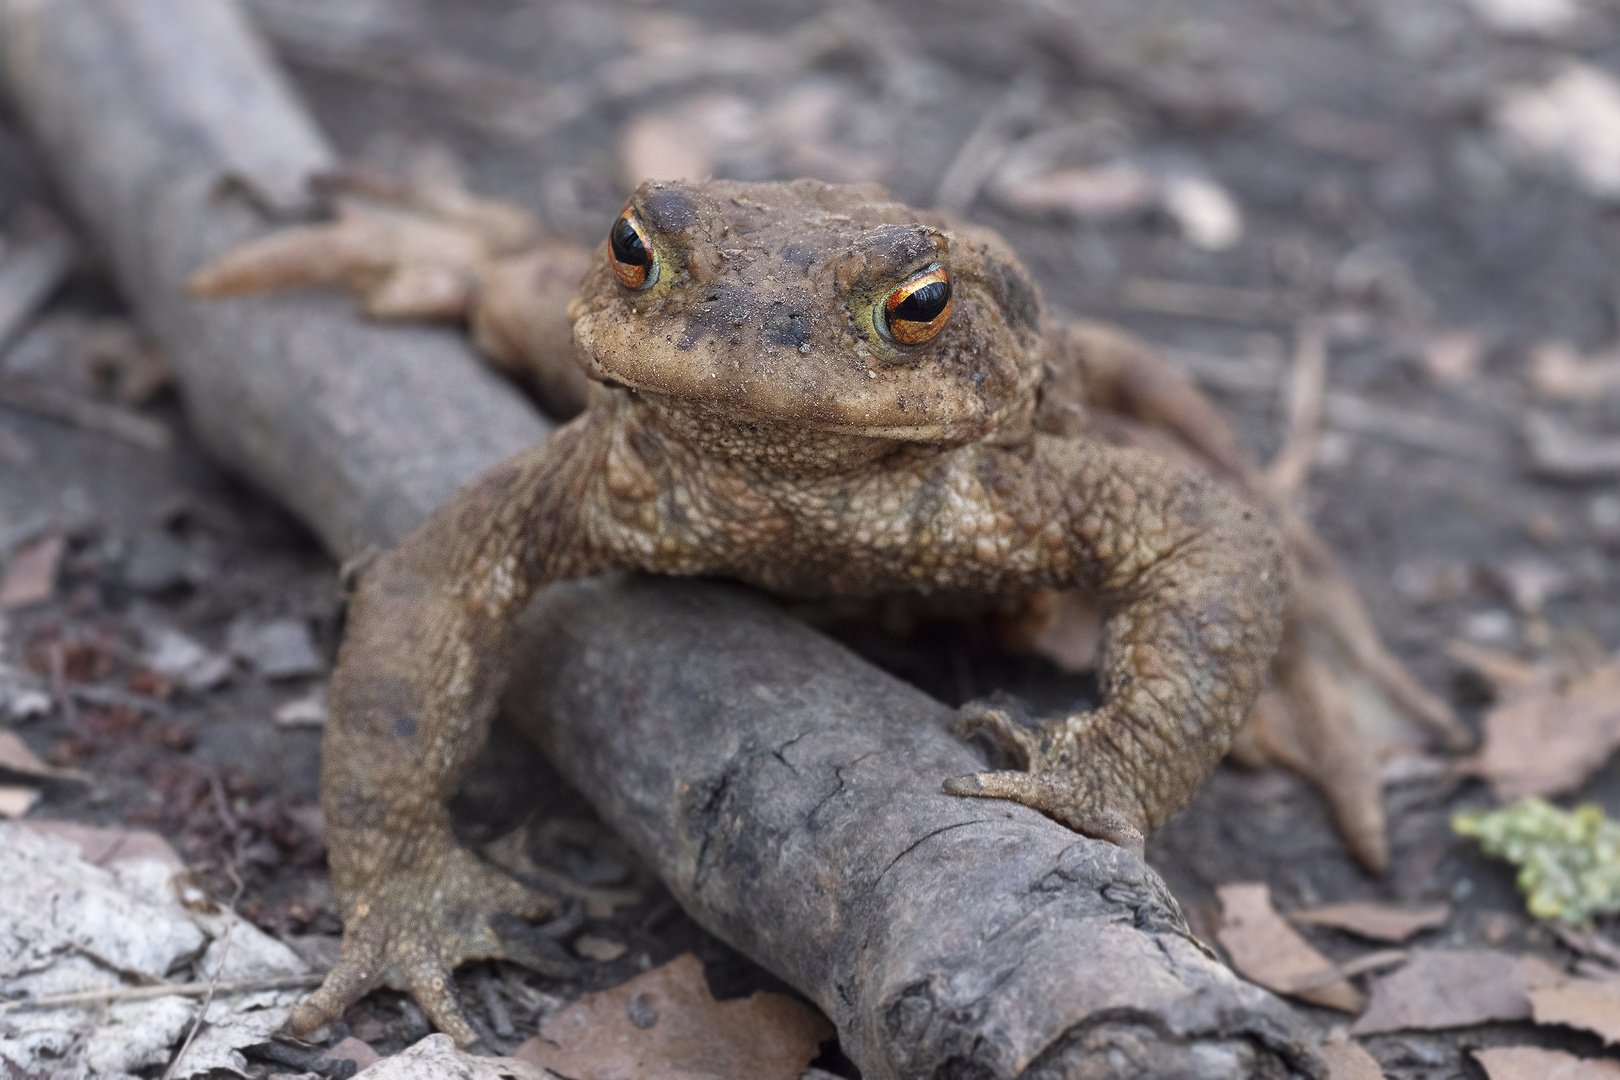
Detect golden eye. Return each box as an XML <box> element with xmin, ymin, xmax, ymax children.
<box><xmin>881</xmin><ymin>265</ymin><xmax>951</xmax><ymax>345</ymax></box>
<box><xmin>608</xmin><ymin>207</ymin><xmax>658</xmax><ymax>289</ymax></box>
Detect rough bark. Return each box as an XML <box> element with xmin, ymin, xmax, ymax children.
<box><xmin>511</xmin><ymin>577</ymin><xmax>1321</xmax><ymax>1079</ymax></box>
<box><xmin>0</xmin><ymin>2</ymin><xmax>1324</xmax><ymax>1077</ymax></box>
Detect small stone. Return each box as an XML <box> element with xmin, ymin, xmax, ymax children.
<box><xmin>0</xmin><ymin>535</ymin><xmax>63</xmax><ymax>610</ymax></box>
<box><xmin>1461</xmin><ymin>609</ymin><xmax>1516</xmax><ymax>645</ymax></box>
<box><xmin>274</xmin><ymin>687</ymin><xmax>328</xmax><ymax>728</ymax></box>
<box><xmin>123</xmin><ymin>530</ymin><xmax>207</xmax><ymax>593</ymax></box>
<box><xmin>1161</xmin><ymin>174</ymin><xmax>1243</xmax><ymax>251</ymax></box>
<box><xmin>228</xmin><ymin>618</ymin><xmax>324</xmax><ymax>680</ymax></box>
<box><xmin>144</xmin><ymin>626</ymin><xmax>232</xmax><ymax>692</ymax></box>
<box><xmin>575</xmin><ymin>934</ymin><xmax>628</xmax><ymax>962</ymax></box>
<box><xmin>0</xmin><ymin>785</ymin><xmax>40</xmax><ymax>818</ymax></box>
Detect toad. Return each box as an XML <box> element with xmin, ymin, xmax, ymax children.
<box><xmin>196</xmin><ymin>177</ymin><xmax>1292</xmax><ymax>1044</ymax></box>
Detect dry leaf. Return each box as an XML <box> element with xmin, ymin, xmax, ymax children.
<box><xmin>1422</xmin><ymin>331</ymin><xmax>1488</xmax><ymax>387</ymax></box>
<box><xmin>575</xmin><ymin>934</ymin><xmax>628</xmax><ymax>962</ymax></box>
<box><xmin>1351</xmin><ymin>950</ymin><xmax>1530</xmax><ymax>1035</ymax></box>
<box><xmin>1474</xmin><ymin>1047</ymin><xmax>1620</xmax><ymax>1080</ymax></box>
<box><xmin>1319</xmin><ymin>1033</ymin><xmax>1386</xmax><ymax>1080</ymax></box>
<box><xmin>0</xmin><ymin>728</ymin><xmax>90</xmax><ymax>784</ymax></box>
<box><xmin>1495</xmin><ymin>62</ymin><xmax>1620</xmax><ymax>201</ymax></box>
<box><xmin>1529</xmin><ymin>341</ymin><xmax>1620</xmax><ymax>401</ymax></box>
<box><xmin>1216</xmin><ymin>883</ymin><xmax>1365</xmax><ymax>1013</ymax></box>
<box><xmin>1290</xmin><ymin>902</ymin><xmax>1451</xmax><ymax>943</ymax></box>
<box><xmin>0</xmin><ymin>534</ymin><xmax>63</xmax><ymax>610</ymax></box>
<box><xmin>1161</xmin><ymin>174</ymin><xmax>1243</xmax><ymax>251</ymax></box>
<box><xmin>0</xmin><ymin>785</ymin><xmax>39</xmax><ymax>818</ymax></box>
<box><xmin>20</xmin><ymin>820</ymin><xmax>182</xmax><ymax>870</ymax></box>
<box><xmin>365</xmin><ymin>1034</ymin><xmax>556</xmax><ymax>1080</ymax></box>
<box><xmin>1467</xmin><ymin>660</ymin><xmax>1620</xmax><ymax>799</ymax></box>
<box><xmin>990</xmin><ymin>161</ymin><xmax>1158</xmax><ymax>221</ymax></box>
<box><xmin>318</xmin><ymin>1036</ymin><xmax>382</xmax><ymax>1074</ymax></box>
<box><xmin>514</xmin><ymin>953</ymin><xmax>830</xmax><ymax>1080</ymax></box>
<box><xmin>1529</xmin><ymin>971</ymin><xmax>1620</xmax><ymax>1044</ymax></box>
<box><xmin>1467</xmin><ymin>0</ymin><xmax>1582</xmax><ymax>36</ymax></box>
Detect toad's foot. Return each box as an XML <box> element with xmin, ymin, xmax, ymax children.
<box><xmin>189</xmin><ymin>169</ymin><xmax>539</xmax><ymax>321</ymax></box>
<box><xmin>945</xmin><ymin>702</ymin><xmax>1148</xmax><ymax>856</ymax></box>
<box><xmin>288</xmin><ymin>834</ymin><xmax>571</xmax><ymax>1047</ymax></box>
<box><xmin>189</xmin><ymin>172</ymin><xmax>592</xmax><ymax>416</ymax></box>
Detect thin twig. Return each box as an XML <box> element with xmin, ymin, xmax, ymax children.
<box><xmin>1282</xmin><ymin>949</ymin><xmax>1407</xmax><ymax>993</ymax></box>
<box><xmin>47</xmin><ymin>641</ymin><xmax>82</xmax><ymax>737</ymax></box>
<box><xmin>932</xmin><ymin>76</ymin><xmax>1045</xmax><ymax>213</ymax></box>
<box><xmin>0</xmin><ymin>974</ymin><xmax>321</xmax><ymax>1012</ymax></box>
<box><xmin>1263</xmin><ymin>321</ymin><xmax>1328</xmax><ymax>502</ymax></box>
<box><xmin>162</xmin><ymin>862</ymin><xmax>245</xmax><ymax>1080</ymax></box>
<box><xmin>0</xmin><ymin>378</ymin><xmax>172</xmax><ymax>451</ymax></box>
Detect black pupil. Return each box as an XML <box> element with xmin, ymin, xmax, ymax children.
<box><xmin>892</xmin><ymin>278</ymin><xmax>950</xmax><ymax>323</ymax></box>
<box><xmin>610</xmin><ymin>216</ymin><xmax>652</xmax><ymax>267</ymax></box>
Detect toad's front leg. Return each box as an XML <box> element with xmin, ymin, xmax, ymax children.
<box><xmin>292</xmin><ymin>416</ymin><xmax>608</xmax><ymax>1045</ymax></box>
<box><xmin>945</xmin><ymin>438</ymin><xmax>1288</xmax><ymax>851</ymax></box>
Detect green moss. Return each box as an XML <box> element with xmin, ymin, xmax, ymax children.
<box><xmin>1453</xmin><ymin>798</ymin><xmax>1620</xmax><ymax>926</ymax></box>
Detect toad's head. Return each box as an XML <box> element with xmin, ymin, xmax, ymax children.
<box><xmin>569</xmin><ymin>178</ymin><xmax>1045</xmax><ymax>447</ymax></box>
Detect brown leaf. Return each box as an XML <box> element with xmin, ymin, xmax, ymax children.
<box><xmin>1351</xmin><ymin>950</ymin><xmax>1530</xmax><ymax>1035</ymax></box>
<box><xmin>1319</xmin><ymin>1033</ymin><xmax>1386</xmax><ymax>1080</ymax></box>
<box><xmin>990</xmin><ymin>161</ymin><xmax>1158</xmax><ymax>221</ymax></box>
<box><xmin>1290</xmin><ymin>902</ymin><xmax>1451</xmax><ymax>943</ymax></box>
<box><xmin>0</xmin><ymin>729</ymin><xmax>90</xmax><ymax>784</ymax></box>
<box><xmin>1474</xmin><ymin>1047</ymin><xmax>1620</xmax><ymax>1080</ymax></box>
<box><xmin>1466</xmin><ymin>660</ymin><xmax>1620</xmax><ymax>799</ymax></box>
<box><xmin>513</xmin><ymin>953</ymin><xmax>831</xmax><ymax>1080</ymax></box>
<box><xmin>0</xmin><ymin>534</ymin><xmax>63</xmax><ymax>610</ymax></box>
<box><xmin>1216</xmin><ymin>883</ymin><xmax>1365</xmax><ymax>1013</ymax></box>
<box><xmin>1529</xmin><ymin>971</ymin><xmax>1620</xmax><ymax>1044</ymax></box>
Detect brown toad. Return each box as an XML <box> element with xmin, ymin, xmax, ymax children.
<box><xmin>197</xmin><ymin>177</ymin><xmax>1288</xmax><ymax>1044</ymax></box>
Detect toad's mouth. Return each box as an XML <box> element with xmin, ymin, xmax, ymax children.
<box><xmin>573</xmin><ymin>318</ymin><xmax>1026</xmax><ymax>445</ymax></box>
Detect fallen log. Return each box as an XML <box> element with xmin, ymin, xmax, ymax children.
<box><xmin>0</xmin><ymin>1</ymin><xmax>1324</xmax><ymax>1076</ymax></box>
<box><xmin>510</xmin><ymin>577</ymin><xmax>1320</xmax><ymax>1079</ymax></box>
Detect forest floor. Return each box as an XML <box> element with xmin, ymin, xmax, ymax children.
<box><xmin>5</xmin><ymin>1</ymin><xmax>1620</xmax><ymax>1077</ymax></box>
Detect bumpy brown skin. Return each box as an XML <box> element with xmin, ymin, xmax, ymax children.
<box><xmin>295</xmin><ymin>179</ymin><xmax>1288</xmax><ymax>1044</ymax></box>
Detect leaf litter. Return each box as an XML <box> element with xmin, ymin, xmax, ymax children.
<box><xmin>0</xmin><ymin>821</ymin><xmax>311</xmax><ymax>1079</ymax></box>
<box><xmin>513</xmin><ymin>953</ymin><xmax>832</xmax><ymax>1080</ymax></box>
<box><xmin>1290</xmin><ymin>901</ymin><xmax>1452</xmax><ymax>943</ymax></box>
<box><xmin>1474</xmin><ymin>1046</ymin><xmax>1620</xmax><ymax>1080</ymax></box>
<box><xmin>1215</xmin><ymin>883</ymin><xmax>1365</xmax><ymax>1013</ymax></box>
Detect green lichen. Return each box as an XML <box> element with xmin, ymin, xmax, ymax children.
<box><xmin>1453</xmin><ymin>798</ymin><xmax>1620</xmax><ymax>926</ymax></box>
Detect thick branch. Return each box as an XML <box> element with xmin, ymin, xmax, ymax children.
<box><xmin>511</xmin><ymin>577</ymin><xmax>1319</xmax><ymax>1079</ymax></box>
<box><xmin>0</xmin><ymin>2</ymin><xmax>1323</xmax><ymax>1076</ymax></box>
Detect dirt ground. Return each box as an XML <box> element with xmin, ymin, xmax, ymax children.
<box><xmin>4</xmin><ymin>0</ymin><xmax>1620</xmax><ymax>1076</ymax></box>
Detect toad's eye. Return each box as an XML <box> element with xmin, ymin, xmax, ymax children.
<box><xmin>881</xmin><ymin>265</ymin><xmax>951</xmax><ymax>345</ymax></box>
<box><xmin>608</xmin><ymin>208</ymin><xmax>657</xmax><ymax>289</ymax></box>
